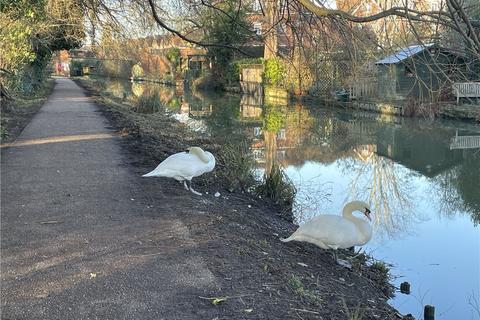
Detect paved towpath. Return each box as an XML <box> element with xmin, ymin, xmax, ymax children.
<box><xmin>1</xmin><ymin>78</ymin><xmax>217</xmax><ymax>319</ymax></box>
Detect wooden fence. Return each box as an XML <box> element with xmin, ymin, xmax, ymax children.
<box><xmin>240</xmin><ymin>64</ymin><xmax>264</xmax><ymax>98</ymax></box>
<box><xmin>349</xmin><ymin>78</ymin><xmax>378</xmax><ymax>100</ymax></box>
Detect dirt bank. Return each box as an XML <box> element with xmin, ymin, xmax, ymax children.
<box><xmin>74</xmin><ymin>76</ymin><xmax>402</xmax><ymax>320</ymax></box>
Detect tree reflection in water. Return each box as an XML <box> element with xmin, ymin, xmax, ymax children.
<box><xmin>339</xmin><ymin>149</ymin><xmax>416</xmax><ymax>239</ymax></box>
<box><xmin>433</xmin><ymin>150</ymin><xmax>480</xmax><ymax>225</ymax></box>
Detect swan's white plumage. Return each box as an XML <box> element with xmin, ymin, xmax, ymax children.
<box><xmin>142</xmin><ymin>147</ymin><xmax>215</xmax><ymax>194</ymax></box>
<box><xmin>281</xmin><ymin>201</ymin><xmax>372</xmax><ymax>251</ymax></box>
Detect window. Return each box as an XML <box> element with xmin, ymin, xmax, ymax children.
<box><xmin>253</xmin><ymin>22</ymin><xmax>262</xmax><ymax>35</ymax></box>
<box><xmin>252</xmin><ymin>0</ymin><xmax>261</xmax><ymax>12</ymax></box>
<box><xmin>404</xmin><ymin>62</ymin><xmax>414</xmax><ymax>77</ymax></box>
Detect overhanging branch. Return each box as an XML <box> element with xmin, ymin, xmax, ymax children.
<box><xmin>147</xmin><ymin>0</ymin><xmax>252</xmax><ymax>56</ymax></box>
<box><xmin>295</xmin><ymin>0</ymin><xmax>457</xmax><ymax>31</ymax></box>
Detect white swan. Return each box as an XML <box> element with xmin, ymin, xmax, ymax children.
<box><xmin>142</xmin><ymin>147</ymin><xmax>215</xmax><ymax>195</ymax></box>
<box><xmin>281</xmin><ymin>201</ymin><xmax>372</xmax><ymax>267</ymax></box>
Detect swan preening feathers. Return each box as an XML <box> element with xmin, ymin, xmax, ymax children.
<box><xmin>142</xmin><ymin>147</ymin><xmax>215</xmax><ymax>195</ymax></box>
<box><xmin>281</xmin><ymin>201</ymin><xmax>373</xmax><ymax>266</ymax></box>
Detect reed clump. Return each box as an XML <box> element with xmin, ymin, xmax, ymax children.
<box><xmin>257</xmin><ymin>163</ymin><xmax>296</xmax><ymax>213</ymax></box>
<box><xmin>134</xmin><ymin>92</ymin><xmax>164</xmax><ymax>114</ymax></box>
<box><xmin>216</xmin><ymin>142</ymin><xmax>257</xmax><ymax>193</ymax></box>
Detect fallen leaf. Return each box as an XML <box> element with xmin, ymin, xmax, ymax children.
<box><xmin>90</xmin><ymin>272</ymin><xmax>97</xmax><ymax>279</ymax></box>
<box><xmin>211</xmin><ymin>297</ymin><xmax>227</xmax><ymax>305</ymax></box>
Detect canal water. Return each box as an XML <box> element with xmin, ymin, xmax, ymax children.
<box><xmin>98</xmin><ymin>78</ymin><xmax>480</xmax><ymax>319</ymax></box>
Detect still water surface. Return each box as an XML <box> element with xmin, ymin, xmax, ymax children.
<box><xmin>99</xmin><ymin>78</ymin><xmax>480</xmax><ymax>319</ymax></box>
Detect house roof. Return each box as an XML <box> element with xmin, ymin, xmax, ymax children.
<box><xmin>375</xmin><ymin>43</ymin><xmax>435</xmax><ymax>64</ymax></box>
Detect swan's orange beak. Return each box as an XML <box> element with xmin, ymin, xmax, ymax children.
<box><xmin>364</xmin><ymin>208</ymin><xmax>372</xmax><ymax>221</ymax></box>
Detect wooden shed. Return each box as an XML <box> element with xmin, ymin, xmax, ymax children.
<box><xmin>375</xmin><ymin>44</ymin><xmax>466</xmax><ymax>101</ymax></box>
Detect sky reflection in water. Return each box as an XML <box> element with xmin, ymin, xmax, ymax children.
<box><xmin>102</xmin><ymin>78</ymin><xmax>480</xmax><ymax>320</ymax></box>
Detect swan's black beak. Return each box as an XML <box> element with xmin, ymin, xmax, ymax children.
<box><xmin>364</xmin><ymin>208</ymin><xmax>372</xmax><ymax>221</ymax></box>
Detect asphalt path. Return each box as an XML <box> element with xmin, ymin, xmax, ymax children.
<box><xmin>1</xmin><ymin>78</ymin><xmax>218</xmax><ymax>319</ymax></box>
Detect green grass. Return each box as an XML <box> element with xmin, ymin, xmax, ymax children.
<box><xmin>370</xmin><ymin>261</ymin><xmax>390</xmax><ymax>275</ymax></box>
<box><xmin>288</xmin><ymin>274</ymin><xmax>318</xmax><ymax>302</ymax></box>
<box><xmin>341</xmin><ymin>299</ymin><xmax>366</xmax><ymax>320</ymax></box>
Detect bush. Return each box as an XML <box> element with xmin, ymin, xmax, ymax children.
<box><xmin>166</xmin><ymin>47</ymin><xmax>181</xmax><ymax>73</ymax></box>
<box><xmin>131</xmin><ymin>63</ymin><xmax>144</xmax><ymax>79</ymax></box>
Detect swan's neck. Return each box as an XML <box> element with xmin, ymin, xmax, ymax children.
<box><xmin>342</xmin><ymin>205</ymin><xmax>360</xmax><ymax>223</ymax></box>
<box><xmin>342</xmin><ymin>202</ymin><xmax>359</xmax><ymax>220</ymax></box>
<box><xmin>342</xmin><ymin>204</ymin><xmax>372</xmax><ymax>242</ymax></box>
<box><xmin>191</xmin><ymin>150</ymin><xmax>211</xmax><ymax>163</ymax></box>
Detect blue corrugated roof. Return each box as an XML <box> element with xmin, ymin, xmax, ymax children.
<box><xmin>376</xmin><ymin>43</ymin><xmax>434</xmax><ymax>64</ymax></box>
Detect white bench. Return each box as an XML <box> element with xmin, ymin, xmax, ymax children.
<box><xmin>452</xmin><ymin>82</ymin><xmax>480</xmax><ymax>104</ymax></box>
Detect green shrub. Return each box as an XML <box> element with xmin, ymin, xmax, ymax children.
<box><xmin>131</xmin><ymin>63</ymin><xmax>144</xmax><ymax>79</ymax></box>
<box><xmin>166</xmin><ymin>47</ymin><xmax>181</xmax><ymax>73</ymax></box>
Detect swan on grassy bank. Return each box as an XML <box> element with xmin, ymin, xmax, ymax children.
<box><xmin>142</xmin><ymin>147</ymin><xmax>215</xmax><ymax>195</ymax></box>
<box><xmin>281</xmin><ymin>201</ymin><xmax>372</xmax><ymax>267</ymax></box>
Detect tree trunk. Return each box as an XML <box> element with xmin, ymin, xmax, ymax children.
<box><xmin>263</xmin><ymin>0</ymin><xmax>278</xmax><ymax>60</ymax></box>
